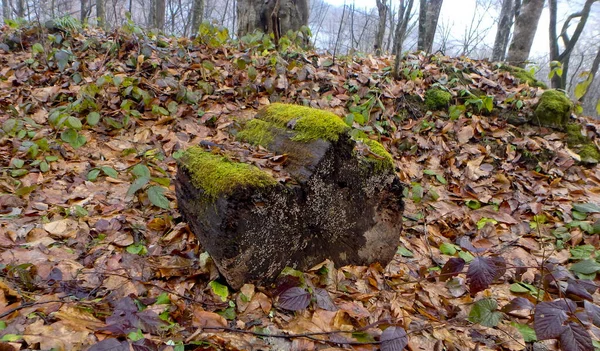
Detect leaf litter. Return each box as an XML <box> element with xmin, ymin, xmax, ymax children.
<box><xmin>0</xmin><ymin>23</ymin><xmax>600</xmax><ymax>351</ymax></box>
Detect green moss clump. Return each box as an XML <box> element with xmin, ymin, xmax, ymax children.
<box><xmin>180</xmin><ymin>146</ymin><xmax>276</xmax><ymax>199</ymax></box>
<box><xmin>533</xmin><ymin>89</ymin><xmax>573</xmax><ymax>129</ymax></box>
<box><xmin>579</xmin><ymin>144</ymin><xmax>600</xmax><ymax>164</ymax></box>
<box><xmin>356</xmin><ymin>137</ymin><xmax>394</xmax><ymax>171</ymax></box>
<box><xmin>565</xmin><ymin>123</ymin><xmax>587</xmax><ymax>145</ymax></box>
<box><xmin>260</xmin><ymin>103</ymin><xmax>350</xmax><ymax>142</ymax></box>
<box><xmin>425</xmin><ymin>88</ymin><xmax>452</xmax><ymax>111</ymax></box>
<box><xmin>501</xmin><ymin>65</ymin><xmax>548</xmax><ymax>89</ymax></box>
<box><xmin>237</xmin><ymin>119</ymin><xmax>275</xmax><ymax>146</ymax></box>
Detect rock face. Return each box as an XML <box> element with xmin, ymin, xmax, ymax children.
<box><xmin>175</xmin><ymin>103</ymin><xmax>404</xmax><ymax>289</ymax></box>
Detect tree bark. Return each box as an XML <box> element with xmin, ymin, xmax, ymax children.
<box><xmin>417</xmin><ymin>0</ymin><xmax>443</xmax><ymax>52</ymax></box>
<box><xmin>506</xmin><ymin>0</ymin><xmax>544</xmax><ymax>67</ymax></box>
<box><xmin>236</xmin><ymin>0</ymin><xmax>309</xmax><ymax>39</ymax></box>
<box><xmin>154</xmin><ymin>0</ymin><xmax>166</xmax><ymax>30</ymax></box>
<box><xmin>549</xmin><ymin>0</ymin><xmax>597</xmax><ymax>89</ymax></box>
<box><xmin>17</xmin><ymin>0</ymin><xmax>25</xmax><ymax>17</ymax></box>
<box><xmin>491</xmin><ymin>0</ymin><xmax>514</xmax><ymax>61</ymax></box>
<box><xmin>190</xmin><ymin>0</ymin><xmax>204</xmax><ymax>34</ymax></box>
<box><xmin>392</xmin><ymin>0</ymin><xmax>415</xmax><ymax>78</ymax></box>
<box><xmin>2</xmin><ymin>0</ymin><xmax>10</xmax><ymax>21</ymax></box>
<box><xmin>96</xmin><ymin>0</ymin><xmax>105</xmax><ymax>28</ymax></box>
<box><xmin>375</xmin><ymin>0</ymin><xmax>388</xmax><ymax>55</ymax></box>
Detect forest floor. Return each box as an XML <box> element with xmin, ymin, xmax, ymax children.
<box><xmin>1</xmin><ymin>22</ymin><xmax>600</xmax><ymax>351</ymax></box>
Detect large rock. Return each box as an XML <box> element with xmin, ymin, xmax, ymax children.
<box><xmin>175</xmin><ymin>103</ymin><xmax>404</xmax><ymax>289</ymax></box>
<box><xmin>533</xmin><ymin>89</ymin><xmax>573</xmax><ymax>129</ymax></box>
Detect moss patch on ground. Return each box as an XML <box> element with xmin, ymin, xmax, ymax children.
<box><xmin>500</xmin><ymin>65</ymin><xmax>547</xmax><ymax>89</ymax></box>
<box><xmin>180</xmin><ymin>146</ymin><xmax>276</xmax><ymax>199</ymax></box>
<box><xmin>565</xmin><ymin>123</ymin><xmax>600</xmax><ymax>164</ymax></box>
<box><xmin>425</xmin><ymin>88</ymin><xmax>452</xmax><ymax>111</ymax></box>
<box><xmin>534</xmin><ymin>89</ymin><xmax>573</xmax><ymax>129</ymax></box>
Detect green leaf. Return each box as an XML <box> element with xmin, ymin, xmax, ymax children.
<box><xmin>476</xmin><ymin>217</ymin><xmax>497</xmax><ymax>229</ymax></box>
<box><xmin>65</xmin><ymin>116</ymin><xmax>82</xmax><ymax>130</ymax></box>
<box><xmin>155</xmin><ymin>292</ymin><xmax>171</xmax><ymax>305</ymax></box>
<box><xmin>32</xmin><ymin>43</ymin><xmax>44</xmax><ymax>54</ymax></box>
<box><xmin>209</xmin><ymin>281</ymin><xmax>229</xmax><ymax>302</ymax></box>
<box><xmin>151</xmin><ymin>177</ymin><xmax>170</xmax><ymax>186</ymax></box>
<box><xmin>132</xmin><ymin>164</ymin><xmax>151</xmax><ymax>179</ymax></box>
<box><xmin>439</xmin><ymin>243</ymin><xmax>457</xmax><ymax>255</ymax></box>
<box><xmin>465</xmin><ymin>200</ymin><xmax>481</xmax><ymax>210</ymax></box>
<box><xmin>458</xmin><ymin>250</ymin><xmax>474</xmax><ymax>263</ymax></box>
<box><xmin>510</xmin><ymin>322</ymin><xmax>537</xmax><ymax>342</ymax></box>
<box><xmin>468</xmin><ymin>298</ymin><xmax>502</xmax><ymax>327</ymax></box>
<box><xmin>72</xmin><ymin>205</ymin><xmax>88</xmax><ymax>217</ymax></box>
<box><xmin>101</xmin><ymin>166</ymin><xmax>118</xmax><ymax>178</ymax></box>
<box><xmin>127</xmin><ymin>329</ymin><xmax>144</xmax><ymax>341</ymax></box>
<box><xmin>87</xmin><ymin>112</ymin><xmax>101</xmax><ymax>126</ymax></box>
<box><xmin>573</xmin><ymin>203</ymin><xmax>600</xmax><ymax>213</ymax></box>
<box><xmin>126</xmin><ymin>243</ymin><xmax>147</xmax><ymax>255</ymax></box>
<box><xmin>54</xmin><ymin>50</ymin><xmax>70</xmax><ymax>71</ymax></box>
<box><xmin>217</xmin><ymin>306</ymin><xmax>236</xmax><ymax>320</ymax></box>
<box><xmin>247</xmin><ymin>66</ymin><xmax>257</xmax><ymax>80</ymax></box>
<box><xmin>11</xmin><ymin>158</ymin><xmax>25</xmax><ymax>168</ymax></box>
<box><xmin>147</xmin><ymin>186</ymin><xmax>170</xmax><ymax>209</ymax></box>
<box><xmin>87</xmin><ymin>168</ymin><xmax>101</xmax><ymax>181</ymax></box>
<box><xmin>396</xmin><ymin>246</ymin><xmax>414</xmax><ymax>257</ymax></box>
<box><xmin>596</xmin><ymin>98</ymin><xmax>600</xmax><ymax>115</ymax></box>
<box><xmin>0</xmin><ymin>321</ymin><xmax>6</xmax><ymax>330</ymax></box>
<box><xmin>411</xmin><ymin>183</ymin><xmax>423</xmax><ymax>203</ymax></box>
<box><xmin>127</xmin><ymin>177</ymin><xmax>149</xmax><ymax>196</ymax></box>
<box><xmin>1</xmin><ymin>334</ymin><xmax>22</xmax><ymax>342</ymax></box>
<box><xmin>39</xmin><ymin>161</ymin><xmax>49</xmax><ymax>172</ymax></box>
<box><xmin>570</xmin><ymin>245</ymin><xmax>595</xmax><ymax>260</ymax></box>
<box><xmin>570</xmin><ymin>259</ymin><xmax>600</xmax><ymax>275</ymax></box>
<box><xmin>509</xmin><ymin>282</ymin><xmax>531</xmax><ymax>293</ymax></box>
<box><xmin>60</xmin><ymin>128</ymin><xmax>86</xmax><ymax>148</ymax></box>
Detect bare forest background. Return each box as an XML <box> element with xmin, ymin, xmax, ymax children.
<box><xmin>1</xmin><ymin>0</ymin><xmax>599</xmax><ymax>118</ymax></box>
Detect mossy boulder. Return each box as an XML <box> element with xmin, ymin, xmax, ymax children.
<box><xmin>176</xmin><ymin>103</ymin><xmax>404</xmax><ymax>289</ymax></box>
<box><xmin>565</xmin><ymin>123</ymin><xmax>600</xmax><ymax>164</ymax></box>
<box><xmin>500</xmin><ymin>65</ymin><xmax>547</xmax><ymax>89</ymax></box>
<box><xmin>533</xmin><ymin>89</ymin><xmax>573</xmax><ymax>130</ymax></box>
<box><xmin>425</xmin><ymin>88</ymin><xmax>452</xmax><ymax>111</ymax></box>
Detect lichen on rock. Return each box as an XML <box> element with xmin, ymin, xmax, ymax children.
<box><xmin>424</xmin><ymin>88</ymin><xmax>452</xmax><ymax>111</ymax></box>
<box><xmin>533</xmin><ymin>89</ymin><xmax>573</xmax><ymax>130</ymax></box>
<box><xmin>179</xmin><ymin>146</ymin><xmax>276</xmax><ymax>199</ymax></box>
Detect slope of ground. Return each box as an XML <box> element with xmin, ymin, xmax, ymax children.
<box><xmin>1</xmin><ymin>21</ymin><xmax>600</xmax><ymax>351</ymax></box>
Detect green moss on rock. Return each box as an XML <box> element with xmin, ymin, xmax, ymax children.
<box><xmin>260</xmin><ymin>103</ymin><xmax>350</xmax><ymax>142</ymax></box>
<box><xmin>501</xmin><ymin>65</ymin><xmax>547</xmax><ymax>89</ymax></box>
<box><xmin>355</xmin><ymin>137</ymin><xmax>394</xmax><ymax>171</ymax></box>
<box><xmin>566</xmin><ymin>123</ymin><xmax>587</xmax><ymax>145</ymax></box>
<box><xmin>180</xmin><ymin>146</ymin><xmax>276</xmax><ymax>199</ymax></box>
<box><xmin>237</xmin><ymin>119</ymin><xmax>275</xmax><ymax>146</ymax></box>
<box><xmin>533</xmin><ymin>89</ymin><xmax>573</xmax><ymax>129</ymax></box>
<box><xmin>579</xmin><ymin>144</ymin><xmax>600</xmax><ymax>164</ymax></box>
<box><xmin>425</xmin><ymin>88</ymin><xmax>452</xmax><ymax>111</ymax></box>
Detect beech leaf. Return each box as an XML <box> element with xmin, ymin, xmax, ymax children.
<box><xmin>440</xmin><ymin>257</ymin><xmax>465</xmax><ymax>282</ymax></box>
<box><xmin>468</xmin><ymin>298</ymin><xmax>503</xmax><ymax>327</ymax></box>
<box><xmin>278</xmin><ymin>287</ymin><xmax>310</xmax><ymax>311</ymax></box>
<box><xmin>380</xmin><ymin>326</ymin><xmax>408</xmax><ymax>351</ymax></box>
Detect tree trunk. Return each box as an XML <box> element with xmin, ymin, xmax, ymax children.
<box><xmin>491</xmin><ymin>0</ymin><xmax>514</xmax><ymax>61</ymax></box>
<box><xmin>549</xmin><ymin>0</ymin><xmax>596</xmax><ymax>89</ymax></box>
<box><xmin>506</xmin><ymin>0</ymin><xmax>544</xmax><ymax>67</ymax></box>
<box><xmin>17</xmin><ymin>0</ymin><xmax>25</xmax><ymax>17</ymax></box>
<box><xmin>175</xmin><ymin>104</ymin><xmax>404</xmax><ymax>290</ymax></box>
<box><xmin>80</xmin><ymin>0</ymin><xmax>87</xmax><ymax>23</ymax></box>
<box><xmin>2</xmin><ymin>0</ymin><xmax>10</xmax><ymax>21</ymax></box>
<box><xmin>417</xmin><ymin>0</ymin><xmax>443</xmax><ymax>52</ymax></box>
<box><xmin>375</xmin><ymin>0</ymin><xmax>388</xmax><ymax>55</ymax></box>
<box><xmin>190</xmin><ymin>0</ymin><xmax>204</xmax><ymax>34</ymax></box>
<box><xmin>154</xmin><ymin>0</ymin><xmax>166</xmax><ymax>30</ymax></box>
<box><xmin>236</xmin><ymin>0</ymin><xmax>309</xmax><ymax>39</ymax></box>
<box><xmin>96</xmin><ymin>0</ymin><xmax>105</xmax><ymax>28</ymax></box>
<box><xmin>392</xmin><ymin>0</ymin><xmax>415</xmax><ymax>78</ymax></box>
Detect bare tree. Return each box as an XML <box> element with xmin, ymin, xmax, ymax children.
<box><xmin>190</xmin><ymin>0</ymin><xmax>204</xmax><ymax>34</ymax></box>
<box><xmin>549</xmin><ymin>0</ymin><xmax>598</xmax><ymax>89</ymax></box>
<box><xmin>2</xmin><ymin>0</ymin><xmax>10</xmax><ymax>21</ymax></box>
<box><xmin>96</xmin><ymin>0</ymin><xmax>105</xmax><ymax>28</ymax></box>
<box><xmin>491</xmin><ymin>0</ymin><xmax>515</xmax><ymax>61</ymax></box>
<box><xmin>237</xmin><ymin>0</ymin><xmax>309</xmax><ymax>41</ymax></box>
<box><xmin>392</xmin><ymin>0</ymin><xmax>415</xmax><ymax>78</ymax></box>
<box><xmin>417</xmin><ymin>0</ymin><xmax>443</xmax><ymax>52</ymax></box>
<box><xmin>155</xmin><ymin>0</ymin><xmax>165</xmax><ymax>30</ymax></box>
<box><xmin>506</xmin><ymin>0</ymin><xmax>544</xmax><ymax>67</ymax></box>
<box><xmin>374</xmin><ymin>0</ymin><xmax>388</xmax><ymax>55</ymax></box>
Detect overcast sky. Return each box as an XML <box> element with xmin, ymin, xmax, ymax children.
<box><xmin>322</xmin><ymin>0</ymin><xmax>553</xmax><ymax>57</ymax></box>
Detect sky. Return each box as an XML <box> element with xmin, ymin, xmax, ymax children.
<box><xmin>322</xmin><ymin>0</ymin><xmax>552</xmax><ymax>58</ymax></box>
